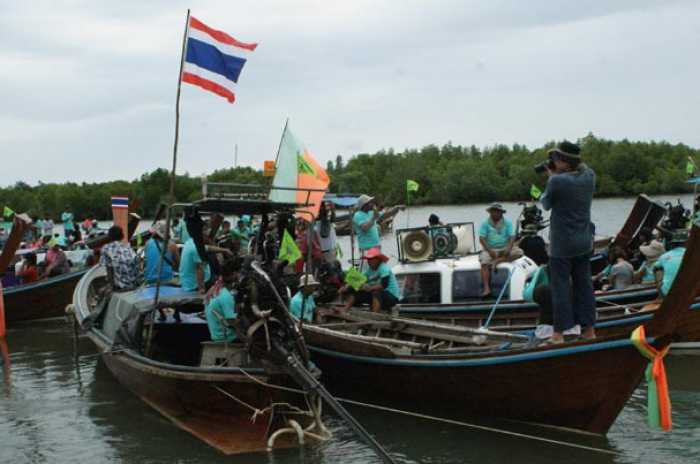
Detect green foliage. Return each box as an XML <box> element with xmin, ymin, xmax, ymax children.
<box><xmin>0</xmin><ymin>134</ymin><xmax>696</xmax><ymax>219</ymax></box>
<box><xmin>328</xmin><ymin>134</ymin><xmax>698</xmax><ymax>205</ymax></box>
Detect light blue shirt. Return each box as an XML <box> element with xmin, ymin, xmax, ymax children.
<box><xmin>364</xmin><ymin>262</ymin><xmax>400</xmax><ymax>299</ymax></box>
<box><xmin>523</xmin><ymin>265</ymin><xmax>549</xmax><ymax>302</ymax></box>
<box><xmin>61</xmin><ymin>212</ymin><xmax>74</xmax><ymax>232</ymax></box>
<box><xmin>653</xmin><ymin>247</ymin><xmax>685</xmax><ymax>296</ymax></box>
<box><xmin>290</xmin><ymin>291</ymin><xmax>316</xmax><ymax>322</ymax></box>
<box><xmin>179</xmin><ymin>238</ymin><xmax>211</xmax><ymax>292</ymax></box>
<box><xmin>479</xmin><ymin>218</ymin><xmax>514</xmax><ymax>249</ymax></box>
<box><xmin>174</xmin><ymin>221</ymin><xmax>190</xmax><ymax>244</ymax></box>
<box><xmin>205</xmin><ymin>287</ymin><xmax>237</xmax><ymax>342</ymax></box>
<box><xmin>353</xmin><ymin>210</ymin><xmax>380</xmax><ymax>250</ymax></box>
<box><xmin>637</xmin><ymin>260</ymin><xmax>657</xmax><ymax>285</ymax></box>
<box><xmin>144</xmin><ymin>238</ymin><xmax>175</xmax><ymax>284</ymax></box>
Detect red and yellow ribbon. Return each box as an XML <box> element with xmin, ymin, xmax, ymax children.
<box><xmin>630</xmin><ymin>325</ymin><xmax>672</xmax><ymax>430</ymax></box>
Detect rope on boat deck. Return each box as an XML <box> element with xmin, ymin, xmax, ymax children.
<box><xmin>234</xmin><ymin>371</ymin><xmax>620</xmax><ymax>456</ymax></box>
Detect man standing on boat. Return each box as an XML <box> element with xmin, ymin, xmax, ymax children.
<box><xmin>352</xmin><ymin>194</ymin><xmax>381</xmax><ymax>255</ymax></box>
<box><xmin>540</xmin><ymin>141</ymin><xmax>596</xmax><ymax>343</ymax></box>
<box><xmin>61</xmin><ymin>208</ymin><xmax>75</xmax><ymax>242</ymax></box>
<box><xmin>478</xmin><ymin>203</ymin><xmax>523</xmax><ymax>297</ymax></box>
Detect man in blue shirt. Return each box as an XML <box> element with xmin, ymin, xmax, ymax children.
<box><xmin>540</xmin><ymin>141</ymin><xmax>596</xmax><ymax>343</ymax></box>
<box><xmin>144</xmin><ymin>221</ymin><xmax>179</xmax><ymax>284</ymax></box>
<box><xmin>352</xmin><ymin>194</ymin><xmax>381</xmax><ymax>254</ymax></box>
<box><xmin>478</xmin><ymin>203</ymin><xmax>523</xmax><ymax>297</ymax></box>
<box><xmin>205</xmin><ymin>259</ymin><xmax>240</xmax><ymax>342</ymax></box>
<box><xmin>653</xmin><ymin>232</ymin><xmax>687</xmax><ymax>296</ymax></box>
<box><xmin>289</xmin><ymin>274</ymin><xmax>321</xmax><ymax>322</ymax></box>
<box><xmin>340</xmin><ymin>248</ymin><xmax>399</xmax><ymax>312</ymax></box>
<box><xmin>179</xmin><ymin>237</ymin><xmax>212</xmax><ymax>293</ymax></box>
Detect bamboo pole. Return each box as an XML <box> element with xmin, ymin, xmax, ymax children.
<box><xmin>147</xmin><ymin>9</ymin><xmax>190</xmax><ymax>353</ymax></box>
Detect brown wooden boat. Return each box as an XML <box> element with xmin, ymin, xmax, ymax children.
<box><xmin>3</xmin><ymin>269</ymin><xmax>89</xmax><ymax>325</ymax></box>
<box><xmin>300</xmin><ymin>225</ymin><xmax>700</xmax><ymax>435</ymax></box>
<box><xmin>68</xmin><ymin>198</ymin><xmax>346</xmax><ymax>456</ymax></box>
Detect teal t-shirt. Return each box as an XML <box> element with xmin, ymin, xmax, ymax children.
<box><xmin>61</xmin><ymin>212</ymin><xmax>74</xmax><ymax>232</ymax></box>
<box><xmin>174</xmin><ymin>221</ymin><xmax>191</xmax><ymax>244</ymax></box>
<box><xmin>289</xmin><ymin>291</ymin><xmax>316</xmax><ymax>322</ymax></box>
<box><xmin>144</xmin><ymin>238</ymin><xmax>174</xmax><ymax>284</ymax></box>
<box><xmin>230</xmin><ymin>226</ymin><xmax>251</xmax><ymax>250</ymax></box>
<box><xmin>479</xmin><ymin>218</ymin><xmax>513</xmax><ymax>249</ymax></box>
<box><xmin>179</xmin><ymin>238</ymin><xmax>211</xmax><ymax>292</ymax></box>
<box><xmin>523</xmin><ymin>265</ymin><xmax>549</xmax><ymax>302</ymax></box>
<box><xmin>638</xmin><ymin>260</ymin><xmax>657</xmax><ymax>285</ymax></box>
<box><xmin>364</xmin><ymin>262</ymin><xmax>399</xmax><ymax>298</ymax></box>
<box><xmin>653</xmin><ymin>247</ymin><xmax>685</xmax><ymax>296</ymax></box>
<box><xmin>353</xmin><ymin>210</ymin><xmax>380</xmax><ymax>250</ymax></box>
<box><xmin>205</xmin><ymin>287</ymin><xmax>237</xmax><ymax>342</ymax></box>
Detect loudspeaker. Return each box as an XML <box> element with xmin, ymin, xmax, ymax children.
<box><xmin>402</xmin><ymin>230</ymin><xmax>433</xmax><ymax>262</ymax></box>
<box><xmin>432</xmin><ymin>229</ymin><xmax>457</xmax><ymax>257</ymax></box>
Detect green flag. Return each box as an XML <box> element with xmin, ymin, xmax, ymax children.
<box><xmin>278</xmin><ymin>229</ymin><xmax>302</xmax><ymax>264</ymax></box>
<box><xmin>406</xmin><ymin>179</ymin><xmax>419</xmax><ymax>193</ymax></box>
<box><xmin>687</xmin><ymin>160</ymin><xmax>695</xmax><ymax>176</ymax></box>
<box><xmin>344</xmin><ymin>266</ymin><xmax>367</xmax><ymax>291</ymax></box>
<box><xmin>3</xmin><ymin>206</ymin><xmax>14</xmax><ymax>218</ymax></box>
<box><xmin>530</xmin><ymin>184</ymin><xmax>542</xmax><ymax>200</ymax></box>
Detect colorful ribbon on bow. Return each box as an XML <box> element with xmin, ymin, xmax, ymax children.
<box><xmin>630</xmin><ymin>325</ymin><xmax>672</xmax><ymax>430</ymax></box>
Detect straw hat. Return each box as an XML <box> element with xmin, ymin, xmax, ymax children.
<box><xmin>356</xmin><ymin>194</ymin><xmax>375</xmax><ymax>210</ymax></box>
<box><xmin>152</xmin><ymin>220</ymin><xmax>168</xmax><ymax>239</ymax></box>
<box><xmin>486</xmin><ymin>203</ymin><xmax>506</xmax><ymax>214</ymax></box>
<box><xmin>639</xmin><ymin>240</ymin><xmax>665</xmax><ymax>260</ymax></box>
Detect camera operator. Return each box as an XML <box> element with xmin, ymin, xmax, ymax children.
<box><xmin>539</xmin><ymin>141</ymin><xmax>596</xmax><ymax>344</ymax></box>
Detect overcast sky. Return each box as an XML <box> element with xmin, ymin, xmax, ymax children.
<box><xmin>2</xmin><ymin>0</ymin><xmax>699</xmax><ymax>187</ymax></box>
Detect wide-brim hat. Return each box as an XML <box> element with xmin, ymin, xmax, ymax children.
<box><xmin>639</xmin><ymin>240</ymin><xmax>665</xmax><ymax>259</ymax></box>
<box><xmin>152</xmin><ymin>220</ymin><xmax>168</xmax><ymax>239</ymax></box>
<box><xmin>486</xmin><ymin>203</ymin><xmax>506</xmax><ymax>213</ymax></box>
<box><xmin>363</xmin><ymin>248</ymin><xmax>389</xmax><ymax>262</ymax></box>
<box><xmin>547</xmin><ymin>140</ymin><xmax>582</xmax><ymax>160</ymax></box>
<box><xmin>298</xmin><ymin>274</ymin><xmax>321</xmax><ymax>288</ymax></box>
<box><xmin>356</xmin><ymin>194</ymin><xmax>375</xmax><ymax>209</ymax></box>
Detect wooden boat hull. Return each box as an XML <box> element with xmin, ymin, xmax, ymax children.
<box><xmin>3</xmin><ymin>269</ymin><xmax>88</xmax><ymax>325</ymax></box>
<box><xmin>72</xmin><ymin>266</ymin><xmax>320</xmax><ymax>455</ymax></box>
<box><xmin>93</xmin><ymin>333</ymin><xmax>309</xmax><ymax>455</ymax></box>
<box><xmin>306</xmin><ymin>332</ymin><xmax>647</xmax><ymax>435</ymax></box>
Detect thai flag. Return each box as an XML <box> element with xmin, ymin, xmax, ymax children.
<box><xmin>111</xmin><ymin>196</ymin><xmax>128</xmax><ymax>209</ymax></box>
<box><xmin>183</xmin><ymin>16</ymin><xmax>258</xmax><ymax>104</ymax></box>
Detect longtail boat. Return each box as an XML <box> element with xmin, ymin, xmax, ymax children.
<box><xmin>69</xmin><ymin>197</ymin><xmax>395</xmax><ymax>462</ymax></box>
<box><xmin>300</xmin><ymin>225</ymin><xmax>700</xmax><ymax>435</ymax></box>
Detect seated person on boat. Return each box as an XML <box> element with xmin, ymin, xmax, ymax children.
<box><xmin>523</xmin><ymin>264</ymin><xmax>555</xmax><ymax>339</ymax></box>
<box><xmin>340</xmin><ymin>248</ymin><xmax>399</xmax><ymax>313</ymax></box>
<box><xmin>290</xmin><ymin>274</ymin><xmax>321</xmax><ymax>322</ymax></box>
<box><xmin>44</xmin><ymin>238</ymin><xmax>70</xmax><ymax>277</ymax></box>
<box><xmin>144</xmin><ymin>221</ymin><xmax>180</xmax><ymax>285</ymax></box>
<box><xmin>479</xmin><ymin>203</ymin><xmax>523</xmax><ymax>297</ymax></box>
<box><xmin>633</xmin><ymin>239</ymin><xmax>664</xmax><ymax>285</ymax></box>
<box><xmin>100</xmin><ymin>225</ymin><xmax>142</xmax><ymax>291</ymax></box>
<box><xmin>654</xmin><ymin>231</ymin><xmax>687</xmax><ymax>297</ymax></box>
<box><xmin>17</xmin><ymin>252</ymin><xmax>39</xmax><ymax>284</ymax></box>
<box><xmin>605</xmin><ymin>246</ymin><xmax>634</xmax><ymax>291</ymax></box>
<box><xmin>205</xmin><ymin>259</ymin><xmax>240</xmax><ymax>343</ymax></box>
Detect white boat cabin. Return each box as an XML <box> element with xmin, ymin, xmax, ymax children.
<box><xmin>391</xmin><ymin>223</ymin><xmax>538</xmax><ymax>304</ymax></box>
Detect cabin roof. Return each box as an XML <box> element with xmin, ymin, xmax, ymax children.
<box><xmin>189</xmin><ymin>198</ymin><xmax>303</xmax><ymax>215</ymax></box>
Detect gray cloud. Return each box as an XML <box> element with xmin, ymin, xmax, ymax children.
<box><xmin>1</xmin><ymin>0</ymin><xmax>699</xmax><ymax>186</ymax></box>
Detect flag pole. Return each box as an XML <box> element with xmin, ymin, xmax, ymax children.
<box><xmin>151</xmin><ymin>9</ymin><xmax>191</xmax><ymax>322</ymax></box>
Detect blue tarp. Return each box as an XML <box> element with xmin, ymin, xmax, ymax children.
<box><xmin>687</xmin><ymin>176</ymin><xmax>700</xmax><ymax>185</ymax></box>
<box><xmin>323</xmin><ymin>194</ymin><xmax>360</xmax><ymax>207</ymax></box>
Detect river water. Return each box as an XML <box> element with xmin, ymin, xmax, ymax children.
<box><xmin>2</xmin><ymin>194</ymin><xmax>699</xmax><ymax>464</ymax></box>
